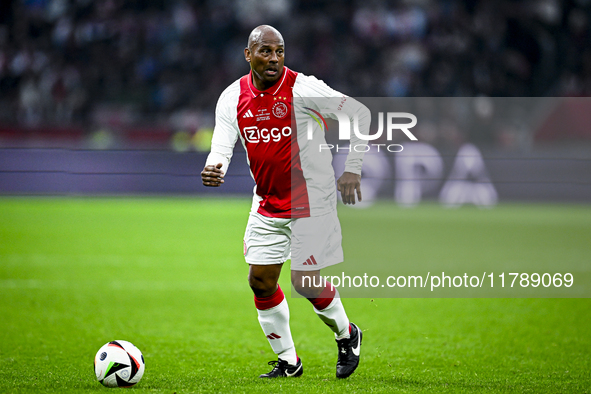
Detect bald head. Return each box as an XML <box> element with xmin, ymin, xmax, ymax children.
<box><xmin>247</xmin><ymin>25</ymin><xmax>284</xmax><ymax>51</ymax></box>
<box><xmin>245</xmin><ymin>25</ymin><xmax>285</xmax><ymax>90</ymax></box>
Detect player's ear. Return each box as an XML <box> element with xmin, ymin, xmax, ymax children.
<box><xmin>244</xmin><ymin>47</ymin><xmax>251</xmax><ymax>63</ymax></box>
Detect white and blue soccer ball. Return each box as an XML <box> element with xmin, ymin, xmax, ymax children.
<box><xmin>94</xmin><ymin>340</ymin><xmax>145</xmax><ymax>387</ymax></box>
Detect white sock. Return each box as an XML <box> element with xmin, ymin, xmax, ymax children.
<box><xmin>313</xmin><ymin>288</ymin><xmax>351</xmax><ymax>340</ymax></box>
<box><xmin>255</xmin><ymin>288</ymin><xmax>298</xmax><ymax>365</ymax></box>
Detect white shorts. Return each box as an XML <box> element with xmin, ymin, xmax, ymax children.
<box><xmin>243</xmin><ymin>210</ymin><xmax>343</xmax><ymax>271</ymax></box>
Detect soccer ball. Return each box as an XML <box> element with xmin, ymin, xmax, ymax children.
<box><xmin>94</xmin><ymin>340</ymin><xmax>145</xmax><ymax>387</ymax></box>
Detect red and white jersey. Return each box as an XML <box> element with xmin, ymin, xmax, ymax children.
<box><xmin>206</xmin><ymin>67</ymin><xmax>369</xmax><ymax>218</ymax></box>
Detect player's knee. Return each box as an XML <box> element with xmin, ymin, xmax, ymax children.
<box><xmin>248</xmin><ymin>264</ymin><xmax>282</xmax><ymax>297</ymax></box>
<box><xmin>248</xmin><ymin>271</ymin><xmax>277</xmax><ymax>297</ymax></box>
<box><xmin>291</xmin><ymin>272</ymin><xmax>322</xmax><ymax>298</ymax></box>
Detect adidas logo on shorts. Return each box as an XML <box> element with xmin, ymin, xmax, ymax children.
<box><xmin>302</xmin><ymin>255</ymin><xmax>318</xmax><ymax>266</ymax></box>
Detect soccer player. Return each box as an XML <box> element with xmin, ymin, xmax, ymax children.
<box><xmin>201</xmin><ymin>25</ymin><xmax>370</xmax><ymax>379</ymax></box>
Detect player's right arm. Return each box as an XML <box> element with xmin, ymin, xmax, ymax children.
<box><xmin>202</xmin><ymin>82</ymin><xmax>240</xmax><ymax>187</ymax></box>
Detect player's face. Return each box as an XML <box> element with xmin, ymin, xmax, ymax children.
<box><xmin>245</xmin><ymin>38</ymin><xmax>284</xmax><ymax>90</ymax></box>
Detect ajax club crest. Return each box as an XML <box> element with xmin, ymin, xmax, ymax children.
<box><xmin>272</xmin><ymin>101</ymin><xmax>288</xmax><ymax>119</ymax></box>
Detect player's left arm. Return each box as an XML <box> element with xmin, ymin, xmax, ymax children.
<box><xmin>295</xmin><ymin>74</ymin><xmax>370</xmax><ymax>204</ymax></box>
<box><xmin>333</xmin><ymin>97</ymin><xmax>369</xmax><ymax>205</ymax></box>
<box><xmin>318</xmin><ymin>85</ymin><xmax>370</xmax><ymax>205</ymax></box>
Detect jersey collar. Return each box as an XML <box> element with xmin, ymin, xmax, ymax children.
<box><xmin>247</xmin><ymin>67</ymin><xmax>290</xmax><ymax>98</ymax></box>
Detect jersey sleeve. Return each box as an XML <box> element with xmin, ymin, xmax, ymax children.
<box><xmin>294</xmin><ymin>74</ymin><xmax>370</xmax><ymax>175</ymax></box>
<box><xmin>205</xmin><ymin>83</ymin><xmax>240</xmax><ymax>175</ymax></box>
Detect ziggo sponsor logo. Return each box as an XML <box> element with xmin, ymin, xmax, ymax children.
<box><xmin>242</xmin><ymin>126</ymin><xmax>292</xmax><ymax>143</ymax></box>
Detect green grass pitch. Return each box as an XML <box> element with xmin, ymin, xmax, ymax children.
<box><xmin>0</xmin><ymin>197</ymin><xmax>590</xmax><ymax>393</ymax></box>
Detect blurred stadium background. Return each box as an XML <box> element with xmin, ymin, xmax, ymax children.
<box><xmin>0</xmin><ymin>0</ymin><xmax>590</xmax><ymax>202</ymax></box>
